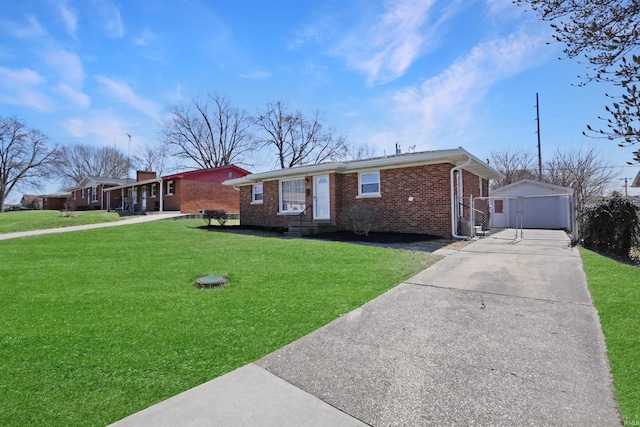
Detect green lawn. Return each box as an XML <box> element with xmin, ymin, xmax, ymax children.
<box><xmin>0</xmin><ymin>210</ymin><xmax>121</xmax><ymax>233</ymax></box>
<box><xmin>0</xmin><ymin>220</ymin><xmax>437</xmax><ymax>426</ymax></box>
<box><xmin>580</xmin><ymin>247</ymin><xmax>640</xmax><ymax>423</ymax></box>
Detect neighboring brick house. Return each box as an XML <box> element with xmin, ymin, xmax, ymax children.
<box><xmin>21</xmin><ymin>193</ymin><xmax>70</xmax><ymax>210</ymax></box>
<box><xmin>223</xmin><ymin>148</ymin><xmax>504</xmax><ymax>238</ymax></box>
<box><xmin>20</xmin><ymin>194</ymin><xmax>43</xmax><ymax>210</ymax></box>
<box><xmin>68</xmin><ymin>177</ymin><xmax>134</xmax><ymax>210</ymax></box>
<box><xmin>103</xmin><ymin>166</ymin><xmax>251</xmax><ymax>214</ymax></box>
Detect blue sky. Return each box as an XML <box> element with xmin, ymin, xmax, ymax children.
<box><xmin>2</xmin><ymin>0</ymin><xmax>639</xmax><ymax>201</ymax></box>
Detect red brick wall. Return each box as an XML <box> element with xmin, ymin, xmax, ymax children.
<box><xmin>137</xmin><ymin>171</ymin><xmax>157</xmax><ymax>181</ymax></box>
<box><xmin>335</xmin><ymin>164</ymin><xmax>454</xmax><ymax>237</ymax></box>
<box><xmin>239</xmin><ymin>180</ymin><xmax>296</xmax><ymax>229</ymax></box>
<box><xmin>237</xmin><ymin>164</ymin><xmax>489</xmax><ymax>238</ymax></box>
<box><xmin>43</xmin><ymin>197</ymin><xmax>67</xmax><ymax>210</ymax></box>
<box><xmin>169</xmin><ymin>179</ymin><xmax>241</xmax><ymax>214</ymax></box>
<box><xmin>162</xmin><ymin>179</ymin><xmax>182</xmax><ymax>211</ymax></box>
<box><xmin>69</xmin><ymin>185</ymin><xmax>106</xmax><ymax>210</ymax></box>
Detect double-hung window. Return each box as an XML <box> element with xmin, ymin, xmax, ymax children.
<box><xmin>279</xmin><ymin>178</ymin><xmax>305</xmax><ymax>213</ymax></box>
<box><xmin>151</xmin><ymin>184</ymin><xmax>157</xmax><ymax>198</ymax></box>
<box><xmin>358</xmin><ymin>171</ymin><xmax>381</xmax><ymax>197</ymax></box>
<box><xmin>252</xmin><ymin>183</ymin><xmax>263</xmax><ymax>204</ymax></box>
<box><xmin>91</xmin><ymin>187</ymin><xmax>98</xmax><ymax>202</ymax></box>
<box><xmin>165</xmin><ymin>180</ymin><xmax>175</xmax><ymax>196</ymax></box>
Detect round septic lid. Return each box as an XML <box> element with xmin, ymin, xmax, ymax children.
<box><xmin>196</xmin><ymin>275</ymin><xmax>229</xmax><ymax>288</ymax></box>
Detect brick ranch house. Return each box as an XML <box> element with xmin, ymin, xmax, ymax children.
<box><xmin>223</xmin><ymin>148</ymin><xmax>504</xmax><ymax>238</ymax></box>
<box><xmin>68</xmin><ymin>177</ymin><xmax>135</xmax><ymax>211</ymax></box>
<box><xmin>101</xmin><ymin>165</ymin><xmax>251</xmax><ymax>214</ymax></box>
<box><xmin>21</xmin><ymin>192</ymin><xmax>70</xmax><ymax>210</ymax></box>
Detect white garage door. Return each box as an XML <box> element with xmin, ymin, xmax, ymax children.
<box><xmin>507</xmin><ymin>196</ymin><xmax>567</xmax><ymax>230</ymax></box>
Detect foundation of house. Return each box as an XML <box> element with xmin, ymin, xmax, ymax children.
<box><xmin>285</xmin><ymin>221</ymin><xmax>338</xmax><ymax>238</ymax></box>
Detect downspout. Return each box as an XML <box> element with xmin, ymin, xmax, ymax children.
<box><xmin>159</xmin><ymin>179</ymin><xmax>163</xmax><ymax>212</ymax></box>
<box><xmin>450</xmin><ymin>156</ymin><xmax>473</xmax><ymax>239</ymax></box>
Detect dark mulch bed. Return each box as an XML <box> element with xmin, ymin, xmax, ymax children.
<box><xmin>198</xmin><ymin>225</ymin><xmax>441</xmax><ymax>245</ymax></box>
<box><xmin>585</xmin><ymin>246</ymin><xmax>640</xmax><ymax>268</ymax></box>
<box><xmin>198</xmin><ymin>224</ymin><xmax>286</xmax><ymax>238</ymax></box>
<box><xmin>306</xmin><ymin>230</ymin><xmax>441</xmax><ymax>244</ymax></box>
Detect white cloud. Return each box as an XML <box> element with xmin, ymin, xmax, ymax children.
<box><xmin>134</xmin><ymin>27</ymin><xmax>156</xmax><ymax>46</ymax></box>
<box><xmin>391</xmin><ymin>25</ymin><xmax>553</xmax><ymax>143</ymax></box>
<box><xmin>53</xmin><ymin>0</ymin><xmax>78</xmax><ymax>37</ymax></box>
<box><xmin>332</xmin><ymin>0</ymin><xmax>439</xmax><ymax>84</ymax></box>
<box><xmin>0</xmin><ymin>67</ymin><xmax>51</xmax><ymax>110</ymax></box>
<box><xmin>95</xmin><ymin>76</ymin><xmax>162</xmax><ymax>122</ymax></box>
<box><xmin>55</xmin><ymin>83</ymin><xmax>90</xmax><ymax>108</ymax></box>
<box><xmin>43</xmin><ymin>47</ymin><xmax>85</xmax><ymax>86</ymax></box>
<box><xmin>240</xmin><ymin>70</ymin><xmax>271</xmax><ymax>80</ymax></box>
<box><xmin>4</xmin><ymin>14</ymin><xmax>46</xmax><ymax>40</ymax></box>
<box><xmin>62</xmin><ymin>115</ymin><xmax>127</xmax><ymax>145</ymax></box>
<box><xmin>61</xmin><ymin>113</ymin><xmax>154</xmax><ymax>154</ymax></box>
<box><xmin>92</xmin><ymin>0</ymin><xmax>125</xmax><ymax>38</ymax></box>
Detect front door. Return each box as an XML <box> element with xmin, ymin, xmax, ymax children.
<box><xmin>313</xmin><ymin>175</ymin><xmax>330</xmax><ymax>220</ymax></box>
<box><xmin>141</xmin><ymin>186</ymin><xmax>147</xmax><ymax>212</ymax></box>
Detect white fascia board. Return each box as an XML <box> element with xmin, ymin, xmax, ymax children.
<box><xmin>224</xmin><ymin>163</ymin><xmax>346</xmax><ymax>186</ymax></box>
<box><xmin>490</xmin><ymin>179</ymin><xmax>574</xmax><ymax>196</ymax></box>
<box><xmin>103</xmin><ymin>177</ymin><xmax>161</xmax><ymax>192</ymax></box>
<box><xmin>223</xmin><ymin>147</ymin><xmax>504</xmax><ymax>186</ymax></box>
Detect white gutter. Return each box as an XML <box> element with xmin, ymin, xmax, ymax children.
<box><xmin>450</xmin><ymin>156</ymin><xmax>473</xmax><ymax>239</ymax></box>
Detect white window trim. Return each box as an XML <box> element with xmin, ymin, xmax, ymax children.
<box><xmin>251</xmin><ymin>183</ymin><xmax>264</xmax><ymax>205</ymax></box>
<box><xmin>278</xmin><ymin>177</ymin><xmax>306</xmax><ymax>215</ymax></box>
<box><xmin>165</xmin><ymin>180</ymin><xmax>175</xmax><ymax>196</ymax></box>
<box><xmin>91</xmin><ymin>187</ymin><xmax>98</xmax><ymax>203</ymax></box>
<box><xmin>356</xmin><ymin>170</ymin><xmax>381</xmax><ymax>199</ymax></box>
<box><xmin>151</xmin><ymin>184</ymin><xmax>157</xmax><ymax>198</ymax></box>
<box><xmin>72</xmin><ymin>191</ymin><xmax>77</xmax><ymax>200</ymax></box>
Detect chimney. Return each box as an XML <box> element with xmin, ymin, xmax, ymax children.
<box><xmin>136</xmin><ymin>171</ymin><xmax>157</xmax><ymax>181</ymax></box>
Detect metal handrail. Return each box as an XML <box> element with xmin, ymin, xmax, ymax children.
<box><xmin>299</xmin><ymin>204</ymin><xmax>313</xmax><ymax>231</ymax></box>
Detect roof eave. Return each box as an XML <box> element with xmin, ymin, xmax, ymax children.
<box><xmin>223</xmin><ymin>148</ymin><xmax>505</xmax><ymax>186</ymax></box>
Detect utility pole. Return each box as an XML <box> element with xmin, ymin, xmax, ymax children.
<box><xmin>536</xmin><ymin>93</ymin><xmax>542</xmax><ymax>180</ymax></box>
<box><xmin>624</xmin><ymin>177</ymin><xmax>629</xmax><ymax>196</ymax></box>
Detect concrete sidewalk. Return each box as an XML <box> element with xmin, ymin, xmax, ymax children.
<box><xmin>110</xmin><ymin>229</ymin><xmax>620</xmax><ymax>426</ymax></box>
<box><xmin>0</xmin><ymin>212</ymin><xmax>184</xmax><ymax>241</ymax></box>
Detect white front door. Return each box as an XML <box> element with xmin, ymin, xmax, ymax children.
<box><xmin>141</xmin><ymin>186</ymin><xmax>147</xmax><ymax>212</ymax></box>
<box><xmin>313</xmin><ymin>175</ymin><xmax>330</xmax><ymax>220</ymax></box>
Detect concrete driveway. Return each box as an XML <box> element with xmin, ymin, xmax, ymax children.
<box><xmin>112</xmin><ymin>229</ymin><xmax>620</xmax><ymax>426</ymax></box>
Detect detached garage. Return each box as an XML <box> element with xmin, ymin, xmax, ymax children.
<box><xmin>489</xmin><ymin>180</ymin><xmax>575</xmax><ymax>232</ymax></box>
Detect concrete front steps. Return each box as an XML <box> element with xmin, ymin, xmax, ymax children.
<box><xmin>285</xmin><ymin>221</ymin><xmax>338</xmax><ymax>237</ymax></box>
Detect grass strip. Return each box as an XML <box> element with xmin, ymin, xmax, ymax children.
<box><xmin>580</xmin><ymin>247</ymin><xmax>640</xmax><ymax>423</ymax></box>
<box><xmin>0</xmin><ymin>210</ymin><xmax>121</xmax><ymax>233</ymax></box>
<box><xmin>0</xmin><ymin>219</ymin><xmax>437</xmax><ymax>426</ymax></box>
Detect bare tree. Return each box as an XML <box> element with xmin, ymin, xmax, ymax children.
<box><xmin>542</xmin><ymin>147</ymin><xmax>616</xmax><ymax>207</ymax></box>
<box><xmin>253</xmin><ymin>100</ymin><xmax>348</xmax><ymax>169</ymax></box>
<box><xmin>345</xmin><ymin>142</ymin><xmax>378</xmax><ymax>161</ymax></box>
<box><xmin>516</xmin><ymin>0</ymin><xmax>640</xmax><ymax>161</ymax></box>
<box><xmin>161</xmin><ymin>93</ymin><xmax>254</xmax><ymax>169</ymax></box>
<box><xmin>53</xmin><ymin>144</ymin><xmax>131</xmax><ymax>186</ymax></box>
<box><xmin>134</xmin><ymin>143</ymin><xmax>169</xmax><ymax>176</ymax></box>
<box><xmin>489</xmin><ymin>148</ymin><xmax>538</xmax><ymax>189</ymax></box>
<box><xmin>0</xmin><ymin>116</ymin><xmax>57</xmax><ymax>212</ymax></box>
